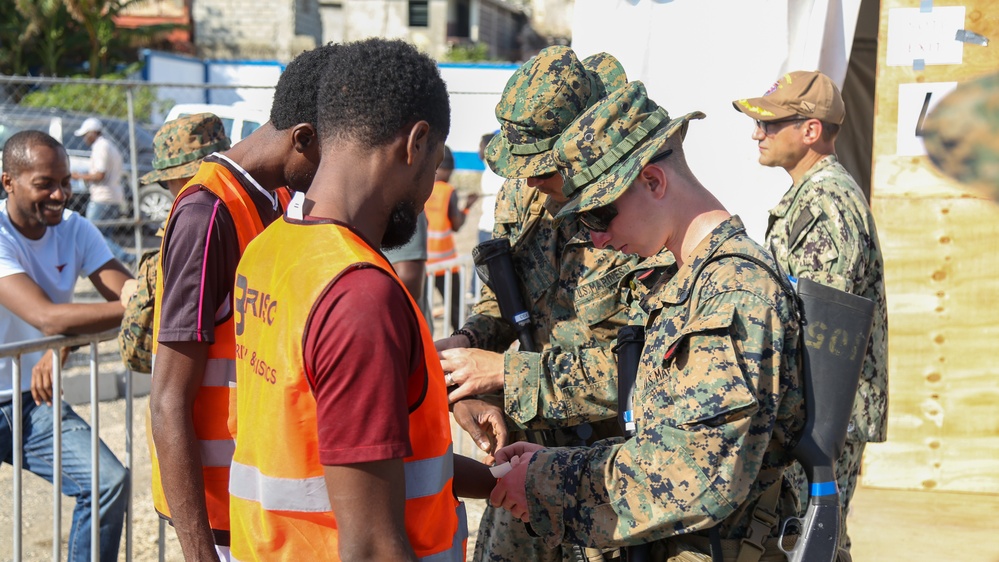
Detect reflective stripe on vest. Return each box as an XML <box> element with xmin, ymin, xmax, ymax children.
<box><xmin>229</xmin><ymin>220</ymin><xmax>462</xmax><ymax>560</ymax></box>
<box><xmin>148</xmin><ymin>161</ymin><xmax>291</xmax><ymax>536</ymax></box>
<box><xmin>230</xmin><ymin>444</ymin><xmax>454</xmax><ymax>511</ymax></box>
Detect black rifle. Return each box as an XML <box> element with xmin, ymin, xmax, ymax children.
<box><xmin>472</xmin><ymin>238</ymin><xmax>536</xmax><ymax>352</ymax></box>
<box><xmin>779</xmin><ymin>277</ymin><xmax>875</xmax><ymax>562</ymax></box>
<box><xmin>612</xmin><ymin>325</ymin><xmax>651</xmax><ymax>562</ymax></box>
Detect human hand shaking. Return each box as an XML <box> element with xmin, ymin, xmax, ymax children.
<box><xmin>488</xmin><ymin>441</ymin><xmax>544</xmax><ymax>523</ymax></box>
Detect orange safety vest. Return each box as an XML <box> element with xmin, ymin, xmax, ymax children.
<box><xmin>228</xmin><ymin>218</ymin><xmax>466</xmax><ymax>562</ymax></box>
<box><xmin>426</xmin><ymin>180</ymin><xmax>458</xmax><ymax>273</ymax></box>
<box><xmin>149</xmin><ymin>161</ymin><xmax>291</xmax><ymax>544</ymax></box>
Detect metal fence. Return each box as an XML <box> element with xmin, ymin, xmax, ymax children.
<box><xmin>0</xmin><ymin>75</ymin><xmax>275</xmax><ymax>270</ymax></box>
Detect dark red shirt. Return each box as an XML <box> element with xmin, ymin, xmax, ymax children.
<box><xmin>303</xmin><ymin>266</ymin><xmax>423</xmax><ymax>466</ymax></box>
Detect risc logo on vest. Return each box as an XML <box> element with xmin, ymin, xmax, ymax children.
<box><xmin>234</xmin><ymin>273</ymin><xmax>278</xmax><ymax>336</ymax></box>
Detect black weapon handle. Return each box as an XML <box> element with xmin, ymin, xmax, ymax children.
<box><xmin>472</xmin><ymin>238</ymin><xmax>536</xmax><ymax>352</ymax></box>
<box><xmin>612</xmin><ymin>325</ymin><xmax>651</xmax><ymax>562</ymax></box>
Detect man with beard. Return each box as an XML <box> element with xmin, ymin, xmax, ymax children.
<box><xmin>148</xmin><ymin>45</ymin><xmax>331</xmax><ymax>561</ymax></box>
<box><xmin>228</xmin><ymin>38</ymin><xmax>493</xmax><ymax>561</ymax></box>
<box><xmin>0</xmin><ymin>130</ymin><xmax>131</xmax><ymax>562</ymax></box>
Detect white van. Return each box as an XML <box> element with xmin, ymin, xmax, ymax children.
<box><xmin>163</xmin><ymin>103</ymin><xmax>269</xmax><ymax>145</ymax></box>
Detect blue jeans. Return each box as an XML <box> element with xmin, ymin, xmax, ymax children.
<box><xmin>0</xmin><ymin>395</ymin><xmax>129</xmax><ymax>562</ymax></box>
<box><xmin>86</xmin><ymin>201</ymin><xmax>133</xmax><ymax>266</ymax></box>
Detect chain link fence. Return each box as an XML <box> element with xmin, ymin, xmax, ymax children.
<box><xmin>0</xmin><ymin>76</ymin><xmax>273</xmax><ymax>270</ymax></box>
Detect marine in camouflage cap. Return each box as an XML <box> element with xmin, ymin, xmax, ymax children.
<box><xmin>554</xmin><ymin>80</ymin><xmax>705</xmax><ymax>219</ymax></box>
<box><xmin>922</xmin><ymin>71</ymin><xmax>999</xmax><ymax>201</ymax></box>
<box><xmin>139</xmin><ymin>112</ymin><xmax>231</xmax><ymax>186</ymax></box>
<box><xmin>485</xmin><ymin>45</ymin><xmax>627</xmax><ymax>179</ymax></box>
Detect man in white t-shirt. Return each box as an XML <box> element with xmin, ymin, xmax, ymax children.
<box><xmin>0</xmin><ymin>130</ymin><xmax>133</xmax><ymax>562</ymax></box>
<box><xmin>71</xmin><ymin>117</ymin><xmax>132</xmax><ymax>266</ymax></box>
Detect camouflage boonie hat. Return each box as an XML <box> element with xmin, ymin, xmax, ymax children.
<box><xmin>922</xmin><ymin>71</ymin><xmax>999</xmax><ymax>200</ymax></box>
<box><xmin>140</xmin><ymin>113</ymin><xmax>231</xmax><ymax>185</ymax></box>
<box><xmin>581</xmin><ymin>52</ymin><xmax>628</xmax><ymax>98</ymax></box>
<box><xmin>554</xmin><ymin>81</ymin><xmax>705</xmax><ymax>219</ymax></box>
<box><xmin>486</xmin><ymin>46</ymin><xmax>627</xmax><ymax>179</ymax></box>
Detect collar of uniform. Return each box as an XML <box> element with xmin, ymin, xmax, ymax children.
<box><xmin>646</xmin><ymin>215</ymin><xmax>748</xmax><ymax>307</ymax></box>
<box><xmin>768</xmin><ymin>154</ymin><xmax>839</xmax><ymax>220</ymax></box>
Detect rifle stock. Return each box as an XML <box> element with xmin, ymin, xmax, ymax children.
<box><xmin>613</xmin><ymin>326</ymin><xmax>651</xmax><ymax>562</ymax></box>
<box><xmin>780</xmin><ymin>277</ymin><xmax>875</xmax><ymax>562</ymax></box>
<box><xmin>472</xmin><ymin>238</ymin><xmax>536</xmax><ymax>352</ymax></box>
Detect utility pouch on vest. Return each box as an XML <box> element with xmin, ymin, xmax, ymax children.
<box><xmin>472</xmin><ymin>237</ymin><xmax>536</xmax><ymax>352</ymax></box>
<box><xmin>779</xmin><ymin>277</ymin><xmax>875</xmax><ymax>562</ymax></box>
<box><xmin>119</xmin><ymin>250</ymin><xmax>158</xmax><ymax>374</ymax></box>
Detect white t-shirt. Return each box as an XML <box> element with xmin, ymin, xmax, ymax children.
<box><xmin>88</xmin><ymin>135</ymin><xmax>125</xmax><ymax>205</ymax></box>
<box><xmin>0</xmin><ymin>201</ymin><xmax>113</xmax><ymax>399</ymax></box>
<box><xmin>477</xmin><ymin>167</ymin><xmax>506</xmax><ymax>234</ymax></box>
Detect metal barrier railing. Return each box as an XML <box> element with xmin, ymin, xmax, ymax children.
<box><xmin>0</xmin><ymin>329</ymin><xmax>132</xmax><ymax>562</ymax></box>
<box><xmin>424</xmin><ymin>255</ymin><xmax>481</xmax><ymax>340</ymax></box>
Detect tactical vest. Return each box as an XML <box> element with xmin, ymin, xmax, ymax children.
<box><xmin>228</xmin><ymin>218</ymin><xmax>466</xmax><ymax>561</ymax></box>
<box><xmin>149</xmin><ymin>161</ymin><xmax>290</xmax><ymax>544</ymax></box>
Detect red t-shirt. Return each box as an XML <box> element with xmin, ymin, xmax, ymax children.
<box><xmin>302</xmin><ymin>265</ymin><xmax>423</xmax><ymax>466</ymax></box>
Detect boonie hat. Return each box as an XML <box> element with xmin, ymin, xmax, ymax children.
<box><xmin>140</xmin><ymin>113</ymin><xmax>231</xmax><ymax>185</ymax></box>
<box><xmin>74</xmin><ymin>117</ymin><xmax>103</xmax><ymax>137</ymax></box>
<box><xmin>732</xmin><ymin>70</ymin><xmax>845</xmax><ymax>125</ymax></box>
<box><xmin>554</xmin><ymin>81</ymin><xmax>705</xmax><ymax>219</ymax></box>
<box><xmin>485</xmin><ymin>46</ymin><xmax>627</xmax><ymax>179</ymax></box>
<box><xmin>922</xmin><ymin>71</ymin><xmax>999</xmax><ymax>201</ymax></box>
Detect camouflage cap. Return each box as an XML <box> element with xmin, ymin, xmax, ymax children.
<box><xmin>732</xmin><ymin>70</ymin><xmax>846</xmax><ymax>125</ymax></box>
<box><xmin>922</xmin><ymin>71</ymin><xmax>999</xmax><ymax>201</ymax></box>
<box><xmin>581</xmin><ymin>52</ymin><xmax>628</xmax><ymax>98</ymax></box>
<box><xmin>486</xmin><ymin>46</ymin><xmax>627</xmax><ymax>179</ymax></box>
<box><xmin>140</xmin><ymin>112</ymin><xmax>231</xmax><ymax>185</ymax></box>
<box><xmin>554</xmin><ymin>80</ymin><xmax>705</xmax><ymax>220</ymax></box>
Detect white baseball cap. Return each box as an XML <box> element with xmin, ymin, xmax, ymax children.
<box><xmin>73</xmin><ymin>117</ymin><xmax>103</xmax><ymax>137</ymax></box>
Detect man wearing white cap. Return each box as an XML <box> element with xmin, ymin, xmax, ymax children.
<box><xmin>71</xmin><ymin>117</ymin><xmax>131</xmax><ymax>266</ymax></box>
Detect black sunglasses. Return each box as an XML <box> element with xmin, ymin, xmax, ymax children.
<box><xmin>754</xmin><ymin>116</ymin><xmax>808</xmax><ymax>135</ymax></box>
<box><xmin>577</xmin><ymin>149</ymin><xmax>673</xmax><ymax>233</ymax></box>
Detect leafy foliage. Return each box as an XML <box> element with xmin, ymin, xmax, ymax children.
<box><xmin>19</xmin><ymin>64</ymin><xmax>168</xmax><ymax>122</ymax></box>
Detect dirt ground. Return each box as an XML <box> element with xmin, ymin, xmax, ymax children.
<box><xmin>3</xmin><ymin>175</ymin><xmax>998</xmax><ymax>560</ymax></box>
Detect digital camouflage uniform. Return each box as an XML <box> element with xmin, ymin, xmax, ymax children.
<box><xmin>118</xmin><ymin>113</ymin><xmax>230</xmax><ymax>373</ymax></box>
<box><xmin>536</xmin><ymin>81</ymin><xmax>805</xmax><ymax>561</ymax></box>
<box><xmin>463</xmin><ymin>46</ymin><xmax>639</xmax><ymax>562</ymax></box>
<box><xmin>922</xmin><ymin>71</ymin><xmax>999</xmax><ymax>201</ymax></box>
<box><xmin>765</xmin><ymin>154</ymin><xmax>888</xmax><ymax>550</ymax></box>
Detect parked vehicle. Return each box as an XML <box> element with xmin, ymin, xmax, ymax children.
<box><xmin>164</xmin><ymin>103</ymin><xmax>268</xmax><ymax>145</ymax></box>
<box><xmin>0</xmin><ymin>104</ymin><xmax>158</xmax><ymax>220</ymax></box>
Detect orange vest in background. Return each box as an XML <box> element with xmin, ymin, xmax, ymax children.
<box><xmin>426</xmin><ymin>180</ymin><xmax>458</xmax><ymax>273</ymax></box>
<box><xmin>228</xmin><ymin>218</ymin><xmax>466</xmax><ymax>561</ymax></box>
<box><xmin>149</xmin><ymin>161</ymin><xmax>290</xmax><ymax>545</ymax></box>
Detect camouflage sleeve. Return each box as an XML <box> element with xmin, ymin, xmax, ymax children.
<box><xmin>785</xmin><ymin>181</ymin><xmax>869</xmax><ymax>294</ymax></box>
<box><xmin>523</xmin><ymin>292</ymin><xmax>790</xmax><ymax>548</ymax></box>
<box><xmin>503</xmin><ymin>344</ymin><xmax>619</xmax><ymax>428</ymax></box>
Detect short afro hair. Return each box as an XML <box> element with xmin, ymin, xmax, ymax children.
<box><xmin>270</xmin><ymin>43</ymin><xmax>340</xmax><ymax>130</ymax></box>
<box><xmin>317</xmin><ymin>38</ymin><xmax>450</xmax><ymax>148</ymax></box>
<box><xmin>2</xmin><ymin>130</ymin><xmax>65</xmax><ymax>177</ymax></box>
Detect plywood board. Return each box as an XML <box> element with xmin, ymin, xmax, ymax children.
<box><xmin>868</xmin><ymin>0</ymin><xmax>999</xmax><ymax>493</ymax></box>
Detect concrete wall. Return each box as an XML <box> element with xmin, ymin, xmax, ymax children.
<box><xmin>193</xmin><ymin>0</ymin><xmax>320</xmax><ymax>61</ymax></box>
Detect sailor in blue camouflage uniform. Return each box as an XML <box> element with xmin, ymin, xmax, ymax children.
<box><xmin>733</xmin><ymin>70</ymin><xmax>889</xmax><ymax>555</ymax></box>
<box><xmin>434</xmin><ymin>46</ymin><xmax>644</xmax><ymax>562</ymax></box>
<box><xmin>490</xmin><ymin>81</ymin><xmax>806</xmax><ymax>562</ymax></box>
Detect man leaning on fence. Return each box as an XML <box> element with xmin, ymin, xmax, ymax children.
<box><xmin>0</xmin><ymin>130</ymin><xmax>132</xmax><ymax>562</ymax></box>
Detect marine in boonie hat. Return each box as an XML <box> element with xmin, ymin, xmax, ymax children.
<box><xmin>554</xmin><ymin>80</ymin><xmax>705</xmax><ymax>219</ymax></box>
<box><xmin>732</xmin><ymin>70</ymin><xmax>846</xmax><ymax>125</ymax></box>
<box><xmin>485</xmin><ymin>45</ymin><xmax>627</xmax><ymax>179</ymax></box>
<box><xmin>921</xmin><ymin>71</ymin><xmax>999</xmax><ymax>201</ymax></box>
<box><xmin>140</xmin><ymin>112</ymin><xmax>231</xmax><ymax>186</ymax></box>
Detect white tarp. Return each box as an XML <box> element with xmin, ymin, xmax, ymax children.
<box><xmin>571</xmin><ymin>0</ymin><xmax>862</xmax><ymax>241</ymax></box>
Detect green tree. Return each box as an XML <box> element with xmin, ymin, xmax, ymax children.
<box><xmin>20</xmin><ymin>64</ymin><xmax>168</xmax><ymax>122</ymax></box>
<box><xmin>443</xmin><ymin>42</ymin><xmax>492</xmax><ymax>63</ymax></box>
